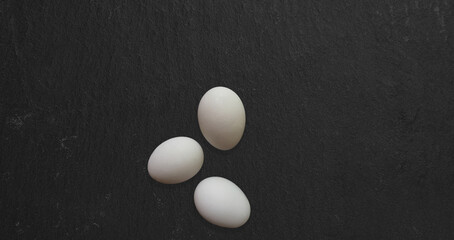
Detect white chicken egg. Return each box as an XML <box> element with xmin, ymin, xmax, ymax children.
<box><xmin>197</xmin><ymin>86</ymin><xmax>246</xmax><ymax>150</ymax></box>
<box><xmin>147</xmin><ymin>137</ymin><xmax>203</xmax><ymax>184</ymax></box>
<box><xmin>194</xmin><ymin>176</ymin><xmax>251</xmax><ymax>228</ymax></box>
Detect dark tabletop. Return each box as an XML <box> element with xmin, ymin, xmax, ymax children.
<box><xmin>1</xmin><ymin>0</ymin><xmax>454</xmax><ymax>239</ymax></box>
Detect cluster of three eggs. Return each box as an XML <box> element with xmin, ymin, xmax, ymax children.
<box><xmin>147</xmin><ymin>87</ymin><xmax>250</xmax><ymax>228</ymax></box>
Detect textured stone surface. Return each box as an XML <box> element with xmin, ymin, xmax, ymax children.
<box><xmin>1</xmin><ymin>0</ymin><xmax>453</xmax><ymax>239</ymax></box>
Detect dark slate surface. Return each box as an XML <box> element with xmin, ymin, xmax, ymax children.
<box><xmin>1</xmin><ymin>0</ymin><xmax>454</xmax><ymax>239</ymax></box>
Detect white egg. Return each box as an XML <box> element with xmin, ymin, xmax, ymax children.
<box><xmin>198</xmin><ymin>86</ymin><xmax>246</xmax><ymax>150</ymax></box>
<box><xmin>147</xmin><ymin>137</ymin><xmax>203</xmax><ymax>184</ymax></box>
<box><xmin>194</xmin><ymin>177</ymin><xmax>250</xmax><ymax>228</ymax></box>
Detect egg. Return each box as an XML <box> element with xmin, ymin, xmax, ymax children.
<box><xmin>194</xmin><ymin>177</ymin><xmax>250</xmax><ymax>228</ymax></box>
<box><xmin>147</xmin><ymin>137</ymin><xmax>203</xmax><ymax>184</ymax></box>
<box><xmin>198</xmin><ymin>86</ymin><xmax>246</xmax><ymax>150</ymax></box>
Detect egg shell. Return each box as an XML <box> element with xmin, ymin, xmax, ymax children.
<box><xmin>194</xmin><ymin>176</ymin><xmax>251</xmax><ymax>228</ymax></box>
<box><xmin>198</xmin><ymin>86</ymin><xmax>246</xmax><ymax>150</ymax></box>
<box><xmin>147</xmin><ymin>137</ymin><xmax>203</xmax><ymax>184</ymax></box>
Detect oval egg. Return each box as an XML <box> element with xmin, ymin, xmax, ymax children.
<box><xmin>194</xmin><ymin>176</ymin><xmax>250</xmax><ymax>228</ymax></box>
<box><xmin>147</xmin><ymin>137</ymin><xmax>203</xmax><ymax>184</ymax></box>
<box><xmin>198</xmin><ymin>86</ymin><xmax>246</xmax><ymax>150</ymax></box>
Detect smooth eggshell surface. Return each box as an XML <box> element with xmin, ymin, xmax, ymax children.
<box><xmin>194</xmin><ymin>177</ymin><xmax>250</xmax><ymax>228</ymax></box>
<box><xmin>198</xmin><ymin>86</ymin><xmax>246</xmax><ymax>150</ymax></box>
<box><xmin>147</xmin><ymin>137</ymin><xmax>203</xmax><ymax>184</ymax></box>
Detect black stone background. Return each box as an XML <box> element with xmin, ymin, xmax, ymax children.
<box><xmin>1</xmin><ymin>0</ymin><xmax>454</xmax><ymax>239</ymax></box>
